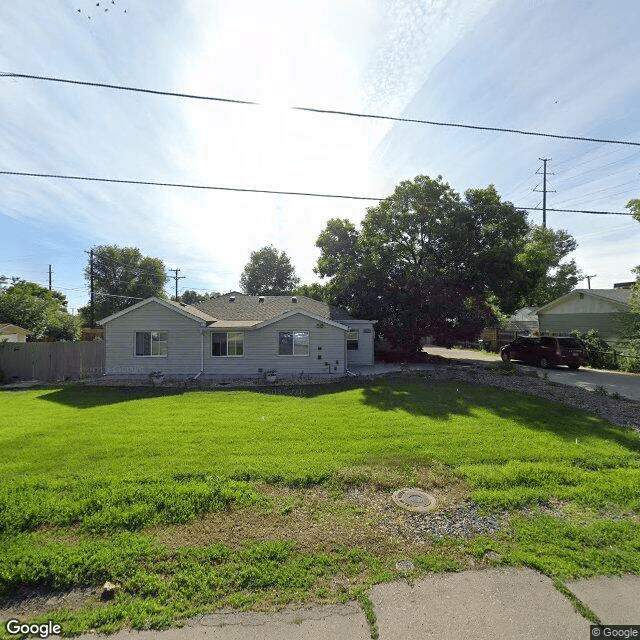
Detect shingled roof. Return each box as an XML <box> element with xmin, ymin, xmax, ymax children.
<box><xmin>193</xmin><ymin>293</ymin><xmax>355</xmax><ymax>322</ymax></box>
<box><xmin>536</xmin><ymin>288</ymin><xmax>632</xmax><ymax>314</ymax></box>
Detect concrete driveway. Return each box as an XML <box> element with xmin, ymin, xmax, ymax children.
<box><xmin>424</xmin><ymin>346</ymin><xmax>640</xmax><ymax>402</ymax></box>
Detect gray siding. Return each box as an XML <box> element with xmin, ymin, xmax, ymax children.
<box><xmin>204</xmin><ymin>313</ymin><xmax>347</xmax><ymax>378</ymax></box>
<box><xmin>538</xmin><ymin>313</ymin><xmax>623</xmax><ymax>342</ymax></box>
<box><xmin>104</xmin><ymin>301</ymin><xmax>203</xmax><ymax>376</ymax></box>
<box><xmin>344</xmin><ymin>320</ymin><xmax>375</xmax><ymax>366</ymax></box>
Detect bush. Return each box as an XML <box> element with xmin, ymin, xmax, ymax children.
<box><xmin>618</xmin><ymin>344</ymin><xmax>640</xmax><ymax>373</ymax></box>
<box><xmin>569</xmin><ymin>330</ymin><xmax>618</xmax><ymax>370</ymax></box>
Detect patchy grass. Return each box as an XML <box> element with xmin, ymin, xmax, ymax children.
<box><xmin>1</xmin><ymin>378</ymin><xmax>639</xmax><ymax>636</ymax></box>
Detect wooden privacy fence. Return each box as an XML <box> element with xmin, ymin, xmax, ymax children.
<box><xmin>480</xmin><ymin>328</ymin><xmax>572</xmax><ymax>352</ymax></box>
<box><xmin>0</xmin><ymin>341</ymin><xmax>105</xmax><ymax>382</ymax></box>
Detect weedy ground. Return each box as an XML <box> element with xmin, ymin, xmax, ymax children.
<box><xmin>1</xmin><ymin>378</ymin><xmax>639</xmax><ymax>637</ymax></box>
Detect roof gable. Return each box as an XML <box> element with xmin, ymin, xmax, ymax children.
<box><xmin>536</xmin><ymin>289</ymin><xmax>631</xmax><ymax>314</ymax></box>
<box><xmin>0</xmin><ymin>323</ymin><xmax>31</xmax><ymax>335</ymax></box>
<box><xmin>251</xmin><ymin>310</ymin><xmax>350</xmax><ymax>331</ymax></box>
<box><xmin>98</xmin><ymin>297</ymin><xmax>216</xmax><ymax>325</ymax></box>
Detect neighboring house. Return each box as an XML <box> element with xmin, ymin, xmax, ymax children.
<box><xmin>536</xmin><ymin>288</ymin><xmax>632</xmax><ymax>344</ymax></box>
<box><xmin>98</xmin><ymin>293</ymin><xmax>376</xmax><ymax>379</ymax></box>
<box><xmin>505</xmin><ymin>307</ymin><xmax>539</xmax><ymax>333</ymax></box>
<box><xmin>0</xmin><ymin>323</ymin><xmax>31</xmax><ymax>343</ymax></box>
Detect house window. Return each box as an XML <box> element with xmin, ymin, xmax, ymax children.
<box><xmin>347</xmin><ymin>329</ymin><xmax>359</xmax><ymax>350</ymax></box>
<box><xmin>212</xmin><ymin>332</ymin><xmax>244</xmax><ymax>357</ymax></box>
<box><xmin>135</xmin><ymin>331</ymin><xmax>167</xmax><ymax>357</ymax></box>
<box><xmin>278</xmin><ymin>330</ymin><xmax>309</xmax><ymax>356</ymax></box>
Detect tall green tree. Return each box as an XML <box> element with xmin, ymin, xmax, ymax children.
<box><xmin>0</xmin><ymin>280</ymin><xmax>80</xmax><ymax>340</ymax></box>
<box><xmin>515</xmin><ymin>226</ymin><xmax>582</xmax><ymax>308</ymax></box>
<box><xmin>294</xmin><ymin>282</ymin><xmax>333</xmax><ymax>302</ymax></box>
<box><xmin>80</xmin><ymin>245</ymin><xmax>168</xmax><ymax>324</ymax></box>
<box><xmin>314</xmin><ymin>175</ymin><xmax>581</xmax><ymax>352</ymax></box>
<box><xmin>171</xmin><ymin>290</ymin><xmax>220</xmax><ymax>305</ymax></box>
<box><xmin>239</xmin><ymin>245</ymin><xmax>300</xmax><ymax>295</ymax></box>
<box><xmin>627</xmin><ymin>198</ymin><xmax>640</xmax><ymax>221</ymax></box>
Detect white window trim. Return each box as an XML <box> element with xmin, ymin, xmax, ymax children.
<box><xmin>277</xmin><ymin>329</ymin><xmax>310</xmax><ymax>357</ymax></box>
<box><xmin>134</xmin><ymin>330</ymin><xmax>168</xmax><ymax>358</ymax></box>
<box><xmin>211</xmin><ymin>331</ymin><xmax>245</xmax><ymax>358</ymax></box>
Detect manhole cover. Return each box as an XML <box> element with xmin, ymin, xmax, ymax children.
<box><xmin>392</xmin><ymin>488</ymin><xmax>437</xmax><ymax>513</ymax></box>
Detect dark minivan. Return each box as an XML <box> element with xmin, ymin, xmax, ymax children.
<box><xmin>500</xmin><ymin>336</ymin><xmax>589</xmax><ymax>369</ymax></box>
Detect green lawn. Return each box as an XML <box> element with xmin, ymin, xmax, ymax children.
<box><xmin>1</xmin><ymin>377</ymin><xmax>639</xmax><ymax>636</ymax></box>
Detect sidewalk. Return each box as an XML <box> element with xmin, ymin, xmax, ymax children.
<box><xmin>49</xmin><ymin>568</ymin><xmax>639</xmax><ymax>639</ymax></box>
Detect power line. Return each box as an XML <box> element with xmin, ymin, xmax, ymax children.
<box><xmin>93</xmin><ymin>291</ymin><xmax>145</xmax><ymax>301</ymax></box>
<box><xmin>2</xmin><ymin>171</ymin><xmax>381</xmax><ymax>201</ymax></box>
<box><xmin>3</xmin><ymin>71</ymin><xmax>640</xmax><ymax>147</ymax></box>
<box><xmin>0</xmin><ymin>72</ymin><xmax>258</xmax><ymax>106</ymax></box>
<box><xmin>524</xmin><ymin>207</ymin><xmax>633</xmax><ymax>216</ymax></box>
<box><xmin>2</xmin><ymin>169</ymin><xmax>633</xmax><ymax>216</ymax></box>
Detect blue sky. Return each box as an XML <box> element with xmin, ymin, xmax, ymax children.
<box><xmin>1</xmin><ymin>0</ymin><xmax>639</xmax><ymax>313</ymax></box>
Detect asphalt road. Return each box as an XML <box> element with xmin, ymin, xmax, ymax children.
<box><xmin>424</xmin><ymin>346</ymin><xmax>640</xmax><ymax>402</ymax></box>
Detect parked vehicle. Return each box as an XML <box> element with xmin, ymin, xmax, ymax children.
<box><xmin>500</xmin><ymin>336</ymin><xmax>589</xmax><ymax>369</ymax></box>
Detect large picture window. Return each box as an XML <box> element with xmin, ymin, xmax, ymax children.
<box><xmin>278</xmin><ymin>331</ymin><xmax>309</xmax><ymax>356</ymax></box>
<box><xmin>212</xmin><ymin>331</ymin><xmax>244</xmax><ymax>357</ymax></box>
<box><xmin>347</xmin><ymin>329</ymin><xmax>359</xmax><ymax>350</ymax></box>
<box><xmin>135</xmin><ymin>331</ymin><xmax>167</xmax><ymax>357</ymax></box>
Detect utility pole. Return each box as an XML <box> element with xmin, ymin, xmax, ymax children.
<box><xmin>168</xmin><ymin>268</ymin><xmax>185</xmax><ymax>300</ymax></box>
<box><xmin>48</xmin><ymin>264</ymin><xmax>52</xmax><ymax>291</ymax></box>
<box><xmin>534</xmin><ymin>158</ymin><xmax>556</xmax><ymax>228</ymax></box>
<box><xmin>90</xmin><ymin>249</ymin><xmax>95</xmax><ymax>328</ymax></box>
<box><xmin>585</xmin><ymin>275</ymin><xmax>596</xmax><ymax>289</ymax></box>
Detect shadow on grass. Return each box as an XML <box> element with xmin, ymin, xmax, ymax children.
<box><xmin>35</xmin><ymin>377</ymin><xmax>640</xmax><ymax>456</ymax></box>
<box><xmin>37</xmin><ymin>385</ymin><xmax>187</xmax><ymax>408</ymax></box>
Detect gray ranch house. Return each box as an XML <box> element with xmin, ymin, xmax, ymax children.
<box><xmin>98</xmin><ymin>293</ymin><xmax>376</xmax><ymax>380</ymax></box>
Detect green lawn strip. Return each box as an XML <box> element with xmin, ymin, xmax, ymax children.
<box><xmin>0</xmin><ymin>476</ymin><xmax>265</xmax><ymax>535</ymax></box>
<box><xmin>1</xmin><ymin>380</ymin><xmax>640</xmax><ymax>634</ymax></box>
<box><xmin>0</xmin><ymin>533</ymin><xmax>395</xmax><ymax>638</ymax></box>
<box><xmin>2</xmin><ymin>381</ymin><xmax>638</xmax><ymax>484</ymax></box>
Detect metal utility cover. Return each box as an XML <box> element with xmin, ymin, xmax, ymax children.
<box><xmin>392</xmin><ymin>488</ymin><xmax>437</xmax><ymax>513</ymax></box>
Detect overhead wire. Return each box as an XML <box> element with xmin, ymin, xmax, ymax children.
<box><xmin>3</xmin><ymin>71</ymin><xmax>640</xmax><ymax>147</ymax></box>
<box><xmin>1</xmin><ymin>170</ymin><xmax>634</xmax><ymax>215</ymax></box>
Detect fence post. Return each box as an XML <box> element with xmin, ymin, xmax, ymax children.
<box><xmin>613</xmin><ymin>350</ymin><xmax>618</xmax><ymax>368</ymax></box>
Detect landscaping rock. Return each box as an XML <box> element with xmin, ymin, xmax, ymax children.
<box><xmin>100</xmin><ymin>581</ymin><xmax>119</xmax><ymax>601</ymax></box>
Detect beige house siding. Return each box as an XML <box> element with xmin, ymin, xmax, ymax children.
<box><xmin>204</xmin><ymin>313</ymin><xmax>347</xmax><ymax>378</ymax></box>
<box><xmin>103</xmin><ymin>301</ymin><xmax>203</xmax><ymax>376</ymax></box>
<box><xmin>0</xmin><ymin>332</ymin><xmax>27</xmax><ymax>343</ymax></box>
<box><xmin>537</xmin><ymin>291</ymin><xmax>629</xmax><ymax>344</ymax></box>
<box><xmin>537</xmin><ymin>313</ymin><xmax>623</xmax><ymax>343</ymax></box>
<box><xmin>544</xmin><ymin>295</ymin><xmax>624</xmax><ymax>314</ymax></box>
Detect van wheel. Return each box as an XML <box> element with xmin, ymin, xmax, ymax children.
<box><xmin>501</xmin><ymin>351</ymin><xmax>510</xmax><ymax>363</ymax></box>
<box><xmin>568</xmin><ymin>364</ymin><xmax>580</xmax><ymax>370</ymax></box>
<box><xmin>538</xmin><ymin>357</ymin><xmax>550</xmax><ymax>369</ymax></box>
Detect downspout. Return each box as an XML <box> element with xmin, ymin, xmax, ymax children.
<box><xmin>193</xmin><ymin>325</ymin><xmax>204</xmax><ymax>379</ymax></box>
<box><xmin>344</xmin><ymin>327</ymin><xmax>347</xmax><ymax>375</ymax></box>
